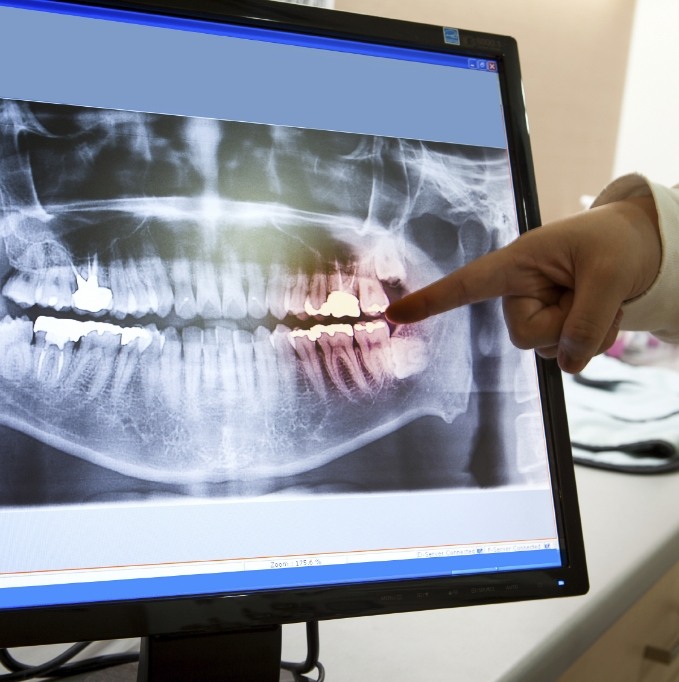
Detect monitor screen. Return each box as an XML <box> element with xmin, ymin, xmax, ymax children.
<box><xmin>0</xmin><ymin>0</ymin><xmax>587</xmax><ymax>672</ymax></box>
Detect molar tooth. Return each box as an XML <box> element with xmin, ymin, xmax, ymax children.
<box><xmin>327</xmin><ymin>262</ymin><xmax>357</xmax><ymax>297</ymax></box>
<box><xmin>220</xmin><ymin>256</ymin><xmax>247</xmax><ymax>320</ymax></box>
<box><xmin>245</xmin><ymin>263</ymin><xmax>267</xmax><ymax>319</ymax></box>
<box><xmin>316</xmin><ymin>324</ymin><xmax>370</xmax><ymax>400</ymax></box>
<box><xmin>267</xmin><ymin>263</ymin><xmax>287</xmax><ymax>320</ymax></box>
<box><xmin>290</xmin><ymin>331</ymin><xmax>327</xmax><ymax>399</ymax></box>
<box><xmin>108</xmin><ymin>259</ymin><xmax>132</xmax><ymax>319</ymax></box>
<box><xmin>0</xmin><ymin>316</ymin><xmax>33</xmax><ymax>383</ymax></box>
<box><xmin>285</xmin><ymin>268</ymin><xmax>309</xmax><ymax>318</ymax></box>
<box><xmin>195</xmin><ymin>261</ymin><xmax>222</xmax><ymax>320</ymax></box>
<box><xmin>354</xmin><ymin>320</ymin><xmax>393</xmax><ymax>387</ymax></box>
<box><xmin>357</xmin><ymin>262</ymin><xmax>389</xmax><ymax>316</ymax></box>
<box><xmin>124</xmin><ymin>257</ymin><xmax>151</xmax><ymax>318</ymax></box>
<box><xmin>37</xmin><ymin>266</ymin><xmax>76</xmax><ymax>311</ymax></box>
<box><xmin>110</xmin><ymin>336</ymin><xmax>142</xmax><ymax>401</ymax></box>
<box><xmin>138</xmin><ymin>243</ymin><xmax>173</xmax><ymax>317</ymax></box>
<box><xmin>2</xmin><ymin>270</ymin><xmax>41</xmax><ymax>309</ymax></box>
<box><xmin>63</xmin><ymin>331</ymin><xmax>119</xmax><ymax>398</ymax></box>
<box><xmin>390</xmin><ymin>334</ymin><xmax>429</xmax><ymax>379</ymax></box>
<box><xmin>171</xmin><ymin>257</ymin><xmax>198</xmax><ymax>320</ymax></box>
<box><xmin>33</xmin><ymin>331</ymin><xmax>66</xmax><ymax>387</ymax></box>
<box><xmin>374</xmin><ymin>236</ymin><xmax>407</xmax><ymax>286</ymax></box>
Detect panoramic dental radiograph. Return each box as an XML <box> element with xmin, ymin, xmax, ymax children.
<box><xmin>0</xmin><ymin>99</ymin><xmax>546</xmax><ymax>505</ymax></box>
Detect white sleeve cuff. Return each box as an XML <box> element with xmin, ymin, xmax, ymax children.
<box><xmin>591</xmin><ymin>173</ymin><xmax>679</xmax><ymax>342</ymax></box>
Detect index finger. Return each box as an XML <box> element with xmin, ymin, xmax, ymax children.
<box><xmin>386</xmin><ymin>247</ymin><xmax>512</xmax><ymax>324</ymax></box>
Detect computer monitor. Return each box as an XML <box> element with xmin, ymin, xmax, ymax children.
<box><xmin>0</xmin><ymin>0</ymin><xmax>587</xmax><ymax>678</ymax></box>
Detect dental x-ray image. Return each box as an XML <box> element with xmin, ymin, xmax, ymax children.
<box><xmin>0</xmin><ymin>98</ymin><xmax>547</xmax><ymax>505</ymax></box>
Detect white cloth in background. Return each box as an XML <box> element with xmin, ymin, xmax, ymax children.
<box><xmin>563</xmin><ymin>355</ymin><xmax>679</xmax><ymax>473</ymax></box>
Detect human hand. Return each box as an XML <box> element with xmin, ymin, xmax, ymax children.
<box><xmin>386</xmin><ymin>197</ymin><xmax>661</xmax><ymax>374</ymax></box>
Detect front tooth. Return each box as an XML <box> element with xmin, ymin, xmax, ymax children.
<box><xmin>0</xmin><ymin>316</ymin><xmax>33</xmax><ymax>383</ymax></box>
<box><xmin>160</xmin><ymin>327</ymin><xmax>182</xmax><ymax>411</ymax></box>
<box><xmin>182</xmin><ymin>326</ymin><xmax>203</xmax><ymax>410</ymax></box>
<box><xmin>220</xmin><ymin>256</ymin><xmax>247</xmax><ymax>320</ymax></box>
<box><xmin>245</xmin><ymin>263</ymin><xmax>267</xmax><ymax>319</ymax></box>
<box><xmin>316</xmin><ymin>324</ymin><xmax>370</xmax><ymax>399</ymax></box>
<box><xmin>216</xmin><ymin>324</ymin><xmax>239</xmax><ymax>406</ymax></box>
<box><xmin>195</xmin><ymin>261</ymin><xmax>222</xmax><ymax>319</ymax></box>
<box><xmin>374</xmin><ymin>236</ymin><xmax>407</xmax><ymax>286</ymax></box>
<box><xmin>172</xmin><ymin>257</ymin><xmax>198</xmax><ymax>320</ymax></box>
<box><xmin>390</xmin><ymin>334</ymin><xmax>429</xmax><ymax>379</ymax></box>
<box><xmin>232</xmin><ymin>329</ymin><xmax>256</xmax><ymax>402</ymax></box>
<box><xmin>201</xmin><ymin>327</ymin><xmax>220</xmax><ymax>395</ymax></box>
<box><xmin>354</xmin><ymin>320</ymin><xmax>393</xmax><ymax>387</ymax></box>
<box><xmin>267</xmin><ymin>263</ymin><xmax>287</xmax><ymax>320</ymax></box>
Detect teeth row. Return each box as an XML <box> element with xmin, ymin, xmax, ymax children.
<box><xmin>0</xmin><ymin>316</ymin><xmax>428</xmax><ymax>408</ymax></box>
<box><xmin>2</xmin><ymin>257</ymin><xmax>391</xmax><ymax>322</ymax></box>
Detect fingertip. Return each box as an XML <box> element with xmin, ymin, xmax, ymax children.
<box><xmin>385</xmin><ymin>297</ymin><xmax>426</xmax><ymax>324</ymax></box>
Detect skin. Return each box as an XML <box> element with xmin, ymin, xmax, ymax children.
<box><xmin>386</xmin><ymin>196</ymin><xmax>662</xmax><ymax>374</ymax></box>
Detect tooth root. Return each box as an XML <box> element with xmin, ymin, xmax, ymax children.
<box><xmin>63</xmin><ymin>331</ymin><xmax>119</xmax><ymax>398</ymax></box>
<box><xmin>253</xmin><ymin>326</ymin><xmax>277</xmax><ymax>405</ymax></box>
<box><xmin>374</xmin><ymin>237</ymin><xmax>407</xmax><ymax>286</ymax></box>
<box><xmin>232</xmin><ymin>329</ymin><xmax>256</xmax><ymax>402</ymax></box>
<box><xmin>354</xmin><ymin>321</ymin><xmax>393</xmax><ymax>387</ymax></box>
<box><xmin>271</xmin><ymin>324</ymin><xmax>298</xmax><ymax>395</ymax></box>
<box><xmin>290</xmin><ymin>332</ymin><xmax>327</xmax><ymax>399</ymax></box>
<box><xmin>160</xmin><ymin>327</ymin><xmax>182</xmax><ymax>411</ymax></box>
<box><xmin>141</xmin><ymin>330</ymin><xmax>163</xmax><ymax>400</ymax></box>
<box><xmin>316</xmin><ymin>327</ymin><xmax>370</xmax><ymax>400</ymax></box>
<box><xmin>108</xmin><ymin>259</ymin><xmax>131</xmax><ymax>319</ymax></box>
<box><xmin>139</xmin><ymin>244</ymin><xmax>173</xmax><ymax>317</ymax></box>
<box><xmin>267</xmin><ymin>264</ymin><xmax>287</xmax><ymax>320</ymax></box>
<box><xmin>110</xmin><ymin>336</ymin><xmax>142</xmax><ymax>401</ymax></box>
<box><xmin>201</xmin><ymin>327</ymin><xmax>219</xmax><ymax>394</ymax></box>
<box><xmin>124</xmin><ymin>257</ymin><xmax>150</xmax><ymax>318</ymax></box>
<box><xmin>245</xmin><ymin>263</ymin><xmax>267</xmax><ymax>319</ymax></box>
<box><xmin>0</xmin><ymin>316</ymin><xmax>33</xmax><ymax>383</ymax></box>
<box><xmin>33</xmin><ymin>332</ymin><xmax>64</xmax><ymax>387</ymax></box>
<box><xmin>172</xmin><ymin>257</ymin><xmax>197</xmax><ymax>320</ymax></box>
<box><xmin>216</xmin><ymin>325</ymin><xmax>239</xmax><ymax>406</ymax></box>
<box><xmin>182</xmin><ymin>326</ymin><xmax>202</xmax><ymax>408</ymax></box>
<box><xmin>220</xmin><ymin>257</ymin><xmax>247</xmax><ymax>320</ymax></box>
<box><xmin>195</xmin><ymin>261</ymin><xmax>222</xmax><ymax>319</ymax></box>
<box><xmin>390</xmin><ymin>335</ymin><xmax>429</xmax><ymax>379</ymax></box>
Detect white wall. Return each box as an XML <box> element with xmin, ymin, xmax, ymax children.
<box><xmin>613</xmin><ymin>0</ymin><xmax>679</xmax><ymax>186</ymax></box>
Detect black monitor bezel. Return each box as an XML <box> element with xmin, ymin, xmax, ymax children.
<box><xmin>0</xmin><ymin>0</ymin><xmax>587</xmax><ymax>649</ymax></box>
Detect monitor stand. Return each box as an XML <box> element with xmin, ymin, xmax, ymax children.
<box><xmin>137</xmin><ymin>625</ymin><xmax>283</xmax><ymax>682</ymax></box>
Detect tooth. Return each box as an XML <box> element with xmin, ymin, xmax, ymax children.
<box><xmin>123</xmin><ymin>257</ymin><xmax>151</xmax><ymax>318</ymax></box>
<box><xmin>220</xmin><ymin>256</ymin><xmax>247</xmax><ymax>319</ymax></box>
<box><xmin>160</xmin><ymin>327</ymin><xmax>182</xmax><ymax>411</ymax></box>
<box><xmin>245</xmin><ymin>263</ymin><xmax>267</xmax><ymax>319</ymax></box>
<box><xmin>267</xmin><ymin>263</ymin><xmax>287</xmax><ymax>320</ymax></box>
<box><xmin>201</xmin><ymin>327</ymin><xmax>219</xmax><ymax>394</ymax></box>
<box><xmin>354</xmin><ymin>320</ymin><xmax>393</xmax><ymax>387</ymax></box>
<box><xmin>216</xmin><ymin>324</ymin><xmax>239</xmax><ymax>406</ymax></box>
<box><xmin>2</xmin><ymin>270</ymin><xmax>40</xmax><ymax>309</ymax></box>
<box><xmin>327</xmin><ymin>262</ymin><xmax>357</xmax><ymax>296</ymax></box>
<box><xmin>0</xmin><ymin>316</ymin><xmax>33</xmax><ymax>383</ymax></box>
<box><xmin>374</xmin><ymin>236</ymin><xmax>407</xmax><ymax>285</ymax></box>
<box><xmin>108</xmin><ymin>259</ymin><xmax>132</xmax><ymax>319</ymax></box>
<box><xmin>390</xmin><ymin>335</ymin><xmax>429</xmax><ymax>379</ymax></box>
<box><xmin>195</xmin><ymin>261</ymin><xmax>222</xmax><ymax>320</ymax></box>
<box><xmin>271</xmin><ymin>324</ymin><xmax>297</xmax><ymax>395</ymax></box>
<box><xmin>63</xmin><ymin>331</ymin><xmax>119</xmax><ymax>398</ymax></box>
<box><xmin>33</xmin><ymin>331</ymin><xmax>66</xmax><ymax>387</ymax></box>
<box><xmin>357</xmin><ymin>261</ymin><xmax>389</xmax><ymax>316</ymax></box>
<box><xmin>141</xmin><ymin>328</ymin><xmax>163</xmax><ymax>400</ymax></box>
<box><xmin>182</xmin><ymin>326</ymin><xmax>202</xmax><ymax>409</ymax></box>
<box><xmin>232</xmin><ymin>329</ymin><xmax>256</xmax><ymax>402</ymax></box>
<box><xmin>37</xmin><ymin>266</ymin><xmax>76</xmax><ymax>311</ymax></box>
<box><xmin>138</xmin><ymin>244</ymin><xmax>173</xmax><ymax>317</ymax></box>
<box><xmin>316</xmin><ymin>324</ymin><xmax>370</xmax><ymax>399</ymax></box>
<box><xmin>253</xmin><ymin>326</ymin><xmax>277</xmax><ymax>405</ymax></box>
<box><xmin>172</xmin><ymin>257</ymin><xmax>197</xmax><ymax>320</ymax></box>
<box><xmin>290</xmin><ymin>330</ymin><xmax>327</xmax><ymax>398</ymax></box>
<box><xmin>308</xmin><ymin>271</ymin><xmax>327</xmax><ymax>312</ymax></box>
<box><xmin>285</xmin><ymin>268</ymin><xmax>309</xmax><ymax>317</ymax></box>
<box><xmin>110</xmin><ymin>336</ymin><xmax>143</xmax><ymax>401</ymax></box>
